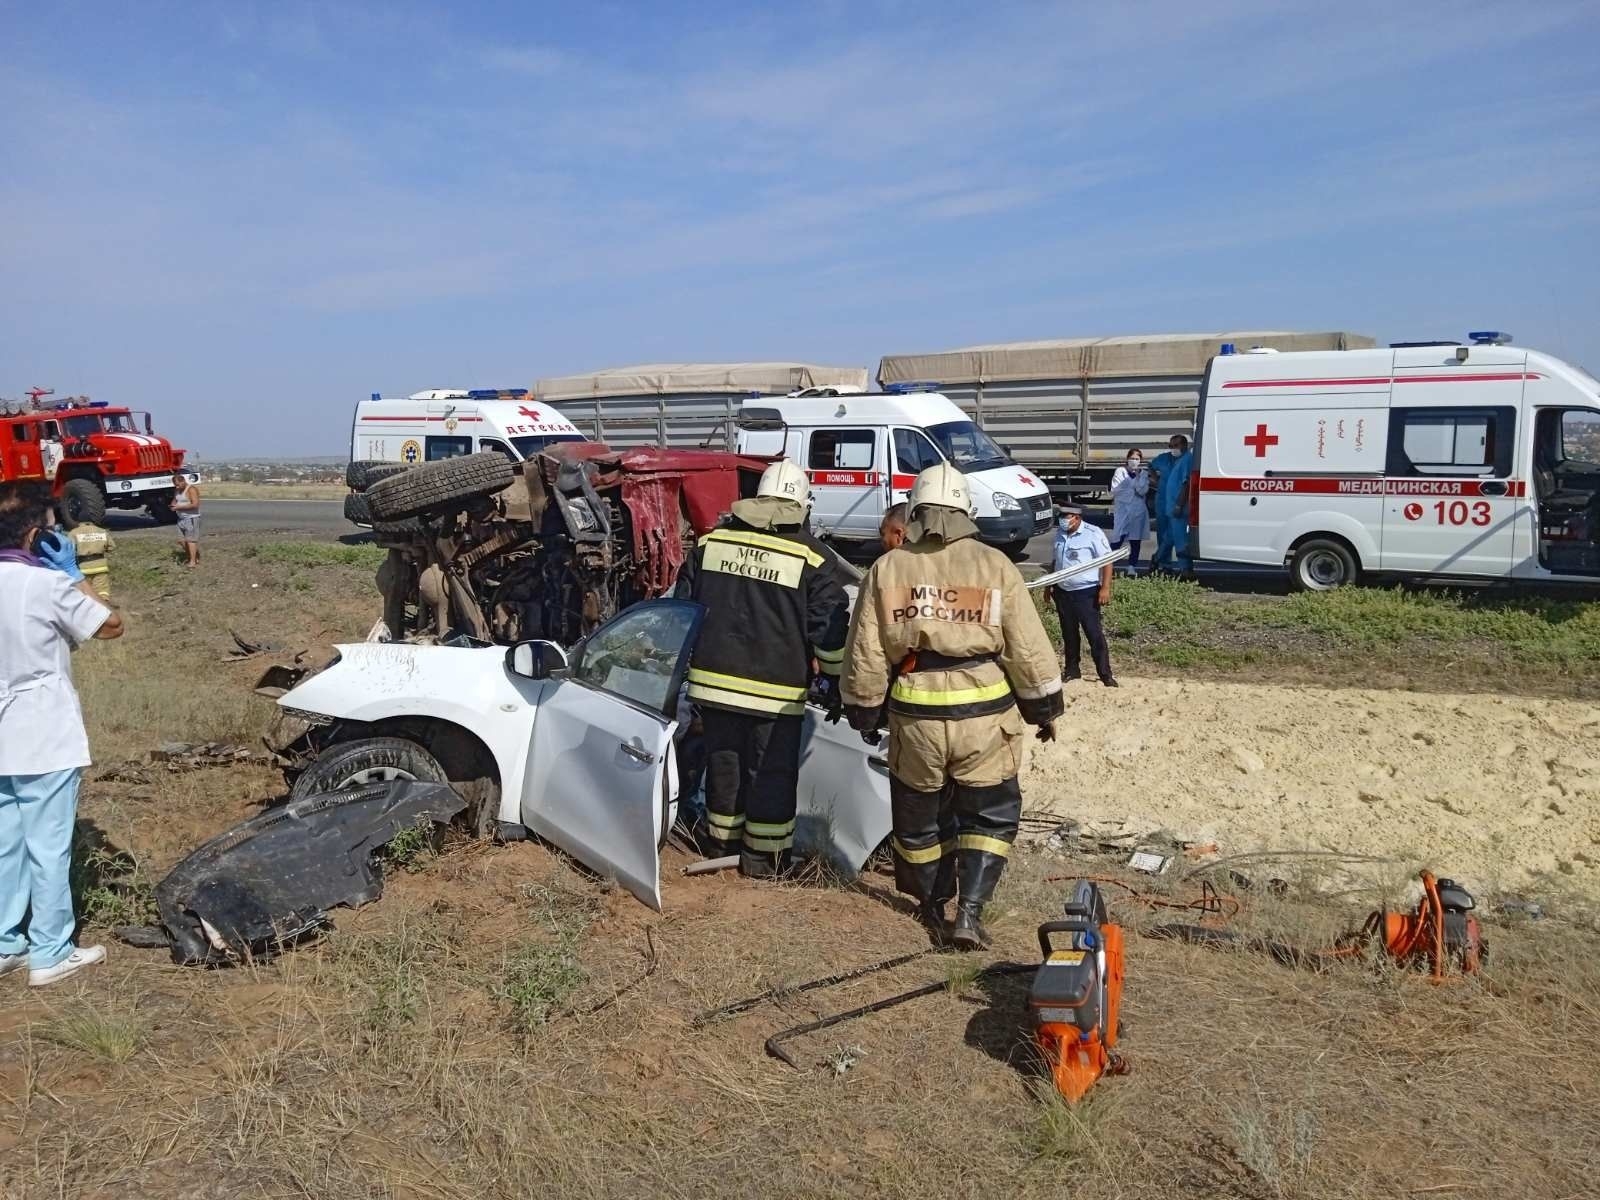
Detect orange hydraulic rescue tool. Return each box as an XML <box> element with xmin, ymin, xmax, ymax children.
<box><xmin>1352</xmin><ymin>869</ymin><xmax>1484</xmax><ymax>980</ymax></box>
<box><xmin>1027</xmin><ymin>880</ymin><xmax>1127</xmax><ymax>1104</ymax></box>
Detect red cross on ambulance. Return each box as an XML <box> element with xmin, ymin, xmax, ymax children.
<box><xmin>1243</xmin><ymin>423</ymin><xmax>1279</xmax><ymax>458</ymax></box>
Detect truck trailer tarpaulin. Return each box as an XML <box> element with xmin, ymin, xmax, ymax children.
<box><xmin>877</xmin><ymin>332</ymin><xmax>1375</xmax><ymax>496</ymax></box>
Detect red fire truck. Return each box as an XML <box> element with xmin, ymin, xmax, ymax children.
<box><xmin>0</xmin><ymin>389</ymin><xmax>193</xmax><ymax>527</ymax></box>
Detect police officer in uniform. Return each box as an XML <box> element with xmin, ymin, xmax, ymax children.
<box><xmin>841</xmin><ymin>464</ymin><xmax>1063</xmax><ymax>948</ymax></box>
<box><xmin>675</xmin><ymin>461</ymin><xmax>849</xmax><ymax>878</ymax></box>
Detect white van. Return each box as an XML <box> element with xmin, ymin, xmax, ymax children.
<box><xmin>1191</xmin><ymin>334</ymin><xmax>1600</xmax><ymax>589</ymax></box>
<box><xmin>734</xmin><ymin>389</ymin><xmax>1055</xmax><ymax>552</ymax></box>
<box><xmin>351</xmin><ymin>389</ymin><xmax>587</xmax><ymax>466</ymax></box>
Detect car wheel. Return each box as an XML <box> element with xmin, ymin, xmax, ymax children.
<box><xmin>290</xmin><ymin>737</ymin><xmax>450</xmax><ymax>801</ymax></box>
<box><xmin>346</xmin><ymin>460</ymin><xmax>410</xmax><ymax>491</ymax></box>
<box><xmin>998</xmin><ymin>539</ymin><xmax>1030</xmax><ymax>562</ymax></box>
<box><xmin>1290</xmin><ymin>538</ymin><xmax>1358</xmax><ymax>592</ymax></box>
<box><xmin>59</xmin><ymin>477</ymin><xmax>106</xmax><ymax>528</ymax></box>
<box><xmin>365</xmin><ymin>452</ymin><xmax>514</xmax><ymax>522</ymax></box>
<box><xmin>343</xmin><ymin>490</ymin><xmax>373</xmax><ymax>526</ymax></box>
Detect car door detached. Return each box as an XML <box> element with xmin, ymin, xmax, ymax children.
<box><xmin>520</xmin><ymin>600</ymin><xmax>704</xmax><ymax>910</ymax></box>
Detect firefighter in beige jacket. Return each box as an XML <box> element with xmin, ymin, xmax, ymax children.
<box><xmin>842</xmin><ymin>463</ymin><xmax>1063</xmax><ymax>949</ymax></box>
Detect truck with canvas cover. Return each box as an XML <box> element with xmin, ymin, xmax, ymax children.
<box><xmin>1190</xmin><ymin>333</ymin><xmax>1600</xmax><ymax>590</ymax></box>
<box><xmin>876</xmin><ymin>331</ymin><xmax>1376</xmax><ymax>500</ymax></box>
<box><xmin>534</xmin><ymin>362</ymin><xmax>871</xmax><ymax>452</ymax></box>
<box><xmin>0</xmin><ymin>389</ymin><xmax>193</xmax><ymax>527</ymax></box>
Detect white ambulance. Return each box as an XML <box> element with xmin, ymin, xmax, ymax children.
<box><xmin>350</xmin><ymin>389</ymin><xmax>587</xmax><ymax>466</ymax></box>
<box><xmin>733</xmin><ymin>388</ymin><xmax>1056</xmax><ymax>553</ymax></box>
<box><xmin>1191</xmin><ymin>334</ymin><xmax>1600</xmax><ymax>589</ymax></box>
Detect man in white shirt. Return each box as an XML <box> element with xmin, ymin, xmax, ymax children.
<box><xmin>1050</xmin><ymin>504</ymin><xmax>1117</xmax><ymax>687</ymax></box>
<box><xmin>0</xmin><ymin>483</ymin><xmax>124</xmax><ymax>987</ymax></box>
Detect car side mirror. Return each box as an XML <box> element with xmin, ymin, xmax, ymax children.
<box><xmin>506</xmin><ymin>640</ymin><xmax>569</xmax><ymax>680</ymax></box>
<box><xmin>144</xmin><ymin>413</ymin><xmax>154</xmax><ymax>435</ymax></box>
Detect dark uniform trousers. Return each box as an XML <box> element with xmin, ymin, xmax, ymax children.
<box><xmin>700</xmin><ymin>709</ymin><xmax>803</xmax><ymax>878</ymax></box>
<box><xmin>889</xmin><ymin>774</ymin><xmax>1022</xmax><ymax>913</ymax></box>
<box><xmin>1052</xmin><ymin>586</ymin><xmax>1113</xmax><ymax>683</ymax></box>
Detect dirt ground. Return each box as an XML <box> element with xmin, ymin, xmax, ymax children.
<box><xmin>3</xmin><ymin>529</ymin><xmax>1599</xmax><ymax>1198</ymax></box>
<box><xmin>1025</xmin><ymin>678</ymin><xmax>1600</xmax><ymax>887</ymax></box>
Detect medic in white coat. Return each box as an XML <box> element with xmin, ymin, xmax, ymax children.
<box><xmin>1108</xmin><ymin>451</ymin><xmax>1150</xmax><ymax>571</ymax></box>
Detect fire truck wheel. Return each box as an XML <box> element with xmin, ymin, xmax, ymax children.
<box><xmin>148</xmin><ymin>498</ymin><xmax>181</xmax><ymax>525</ymax></box>
<box><xmin>1289</xmin><ymin>537</ymin><xmax>1359</xmax><ymax>592</ymax></box>
<box><xmin>290</xmin><ymin>737</ymin><xmax>450</xmax><ymax>801</ymax></box>
<box><xmin>365</xmin><ymin>451</ymin><xmax>514</xmax><ymax>522</ymax></box>
<box><xmin>59</xmin><ymin>477</ymin><xmax>106</xmax><ymax>529</ymax></box>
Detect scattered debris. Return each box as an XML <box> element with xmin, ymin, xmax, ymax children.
<box><xmin>96</xmin><ymin>763</ymin><xmax>155</xmax><ymax>785</ymax></box>
<box><xmin>120</xmin><ymin>781</ymin><xmax>464</xmax><ymax>965</ymax></box>
<box><xmin>824</xmin><ymin>1044</ymin><xmax>866</xmax><ymax>1077</ymax></box>
<box><xmin>1127</xmin><ymin>851</ymin><xmax>1170</xmax><ymax>875</ymax></box>
<box><xmin>1493</xmin><ymin>896</ymin><xmax>1545</xmax><ymax>921</ymax></box>
<box><xmin>222</xmin><ymin>631</ymin><xmax>278</xmax><ymax>662</ymax></box>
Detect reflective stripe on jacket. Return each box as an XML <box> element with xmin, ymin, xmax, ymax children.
<box><xmin>842</xmin><ymin>527</ymin><xmax>1062</xmax><ymax>721</ymax></box>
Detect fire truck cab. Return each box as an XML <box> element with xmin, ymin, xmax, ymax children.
<box><xmin>1191</xmin><ymin>334</ymin><xmax>1600</xmax><ymax>589</ymax></box>
<box><xmin>0</xmin><ymin>392</ymin><xmax>191</xmax><ymax>528</ymax></box>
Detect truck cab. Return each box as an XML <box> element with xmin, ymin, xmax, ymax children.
<box><xmin>351</xmin><ymin>389</ymin><xmax>588</xmax><ymax>466</ymax></box>
<box><xmin>0</xmin><ymin>392</ymin><xmax>190</xmax><ymax>527</ymax></box>
<box><xmin>734</xmin><ymin>390</ymin><xmax>1054</xmax><ymax>553</ymax></box>
<box><xmin>1191</xmin><ymin>335</ymin><xmax>1600</xmax><ymax>589</ymax></box>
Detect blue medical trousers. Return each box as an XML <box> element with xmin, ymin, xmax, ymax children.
<box><xmin>1150</xmin><ymin>515</ymin><xmax>1174</xmax><ymax>568</ymax></box>
<box><xmin>1170</xmin><ymin>517</ymin><xmax>1192</xmax><ymax>571</ymax></box>
<box><xmin>0</xmin><ymin>768</ymin><xmax>82</xmax><ymax>970</ymax></box>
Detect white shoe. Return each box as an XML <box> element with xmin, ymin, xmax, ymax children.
<box><xmin>0</xmin><ymin>952</ymin><xmax>28</xmax><ymax>978</ymax></box>
<box><xmin>28</xmin><ymin>945</ymin><xmax>106</xmax><ymax>987</ymax></box>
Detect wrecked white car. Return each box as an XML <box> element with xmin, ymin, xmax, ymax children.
<box><xmin>270</xmin><ymin>598</ymin><xmax>893</xmax><ymax>910</ymax></box>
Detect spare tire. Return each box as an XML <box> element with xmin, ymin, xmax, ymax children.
<box><xmin>366</xmin><ymin>452</ymin><xmax>515</xmax><ymax>521</ymax></box>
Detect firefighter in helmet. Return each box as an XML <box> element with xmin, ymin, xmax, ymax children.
<box><xmin>674</xmin><ymin>460</ymin><xmax>849</xmax><ymax>878</ymax></box>
<box><xmin>841</xmin><ymin>463</ymin><xmax>1063</xmax><ymax>948</ymax></box>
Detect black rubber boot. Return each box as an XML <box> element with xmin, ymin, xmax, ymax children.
<box><xmin>951</xmin><ymin>901</ymin><xmax>991</xmax><ymax>951</ymax></box>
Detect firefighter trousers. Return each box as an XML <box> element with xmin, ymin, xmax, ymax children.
<box><xmin>700</xmin><ymin>708</ymin><xmax>802</xmax><ymax>879</ymax></box>
<box><xmin>886</xmin><ymin>707</ymin><xmax>1026</xmax><ymax>913</ymax></box>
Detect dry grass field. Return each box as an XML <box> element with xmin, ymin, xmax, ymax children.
<box><xmin>2</xmin><ymin>529</ymin><xmax>1598</xmax><ymax>1199</ymax></box>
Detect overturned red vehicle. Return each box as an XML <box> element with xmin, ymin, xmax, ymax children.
<box><xmin>349</xmin><ymin>444</ymin><xmax>783</xmax><ymax>646</ymax></box>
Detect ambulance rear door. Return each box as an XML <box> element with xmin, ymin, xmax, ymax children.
<box><xmin>1377</xmin><ymin>347</ymin><xmax>1524</xmax><ymax>578</ymax></box>
<box><xmin>1200</xmin><ymin>357</ymin><xmax>1390</xmax><ymax>569</ymax></box>
<box><xmin>805</xmin><ymin>425</ymin><xmax>886</xmax><ymax>540</ymax></box>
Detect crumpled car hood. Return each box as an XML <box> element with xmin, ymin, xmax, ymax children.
<box><xmin>153</xmin><ymin>781</ymin><xmax>464</xmax><ymax>965</ymax></box>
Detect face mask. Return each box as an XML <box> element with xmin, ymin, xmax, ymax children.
<box><xmin>1128</xmin><ymin>458</ymin><xmax>1142</xmax><ymax>469</ymax></box>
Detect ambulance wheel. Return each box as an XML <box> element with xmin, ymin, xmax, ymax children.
<box><xmin>1290</xmin><ymin>538</ymin><xmax>1358</xmax><ymax>592</ymax></box>
<box><xmin>365</xmin><ymin>451</ymin><xmax>514</xmax><ymax>522</ymax></box>
<box><xmin>59</xmin><ymin>478</ymin><xmax>106</xmax><ymax>529</ymax></box>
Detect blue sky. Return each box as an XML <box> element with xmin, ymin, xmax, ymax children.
<box><xmin>4</xmin><ymin>0</ymin><xmax>1597</xmax><ymax>458</ymax></box>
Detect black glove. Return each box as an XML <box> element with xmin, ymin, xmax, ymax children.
<box><xmin>823</xmin><ymin>680</ymin><xmax>844</xmax><ymax>724</ymax></box>
<box><xmin>1035</xmin><ymin>721</ymin><xmax>1057</xmax><ymax>744</ymax></box>
<box><xmin>843</xmin><ymin>703</ymin><xmax>884</xmax><ymax>734</ymax></box>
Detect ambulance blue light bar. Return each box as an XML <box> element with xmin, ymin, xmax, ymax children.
<box><xmin>884</xmin><ymin>381</ymin><xmax>942</xmax><ymax>394</ymax></box>
<box><xmin>1468</xmin><ymin>331</ymin><xmax>1512</xmax><ymax>345</ymax></box>
<box><xmin>467</xmin><ymin>388</ymin><xmax>530</xmax><ymax>399</ymax></box>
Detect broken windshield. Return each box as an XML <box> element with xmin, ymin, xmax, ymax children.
<box><xmin>926</xmin><ymin>420</ymin><xmax>1011</xmax><ymax>472</ymax></box>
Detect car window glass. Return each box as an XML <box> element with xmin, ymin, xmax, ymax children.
<box><xmin>808</xmin><ymin>429</ymin><xmax>874</xmax><ymax>471</ymax></box>
<box><xmin>511</xmin><ymin>434</ymin><xmax>585</xmax><ymax>459</ymax></box>
<box><xmin>572</xmin><ymin>602</ymin><xmax>700</xmax><ymax>716</ymax></box>
<box><xmin>926</xmin><ymin>420</ymin><xmax>1007</xmax><ymax>469</ymax></box>
<box><xmin>479</xmin><ymin>438</ymin><xmax>516</xmax><ymax>461</ymax></box>
<box><xmin>64</xmin><ymin>415</ymin><xmax>101</xmax><ymax>438</ymax></box>
<box><xmin>426</xmin><ymin>435</ymin><xmax>474</xmax><ymax>461</ymax></box>
<box><xmin>102</xmin><ymin>413</ymin><xmax>134</xmax><ymax>432</ymax></box>
<box><xmin>11</xmin><ymin>424</ymin><xmax>32</xmax><ymax>443</ymax></box>
<box><xmin>894</xmin><ymin>428</ymin><xmax>942</xmax><ymax>474</ymax></box>
<box><xmin>1560</xmin><ymin>410</ymin><xmax>1600</xmax><ymax>464</ymax></box>
<box><xmin>1388</xmin><ymin>407</ymin><xmax>1513</xmax><ymax>478</ymax></box>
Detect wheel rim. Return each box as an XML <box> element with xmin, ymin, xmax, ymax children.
<box><xmin>1303</xmin><ymin>550</ymin><xmax>1345</xmax><ymax>588</ymax></box>
<box><xmin>339</xmin><ymin>766</ymin><xmax>418</xmax><ymax>787</ymax></box>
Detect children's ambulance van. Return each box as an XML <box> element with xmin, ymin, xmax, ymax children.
<box><xmin>734</xmin><ymin>389</ymin><xmax>1056</xmax><ymax>552</ymax></box>
<box><xmin>351</xmin><ymin>389</ymin><xmax>587</xmax><ymax>466</ymax></box>
<box><xmin>1191</xmin><ymin>334</ymin><xmax>1600</xmax><ymax>589</ymax></box>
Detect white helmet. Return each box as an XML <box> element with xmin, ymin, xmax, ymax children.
<box><xmin>908</xmin><ymin>462</ymin><xmax>973</xmax><ymax>517</ymax></box>
<box><xmin>757</xmin><ymin>459</ymin><xmax>811</xmax><ymax>507</ymax></box>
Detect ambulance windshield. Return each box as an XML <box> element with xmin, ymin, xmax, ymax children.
<box><xmin>926</xmin><ymin>420</ymin><xmax>1011</xmax><ymax>472</ymax></box>
<box><xmin>511</xmin><ymin>433</ymin><xmax>587</xmax><ymax>459</ymax></box>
